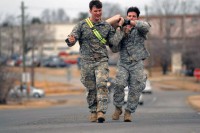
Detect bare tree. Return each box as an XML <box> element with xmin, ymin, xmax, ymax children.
<box><xmin>57</xmin><ymin>8</ymin><xmax>70</xmax><ymax>23</ymax></box>
<box><xmin>148</xmin><ymin>0</ymin><xmax>178</xmax><ymax>74</ymax></box>
<box><xmin>150</xmin><ymin>0</ymin><xmax>196</xmax><ymax>15</ymax></box>
<box><xmin>1</xmin><ymin>15</ymin><xmax>20</xmax><ymax>57</ymax></box>
<box><xmin>195</xmin><ymin>2</ymin><xmax>200</xmax><ymax>13</ymax></box>
<box><xmin>102</xmin><ymin>3</ymin><xmax>125</xmax><ymax>18</ymax></box>
<box><xmin>148</xmin><ymin>0</ymin><xmax>199</xmax><ymax>74</ymax></box>
<box><xmin>25</xmin><ymin>18</ymin><xmax>55</xmax><ymax>86</ymax></box>
<box><xmin>0</xmin><ymin>15</ymin><xmax>2</xmax><ymax>57</ymax></box>
<box><xmin>41</xmin><ymin>9</ymin><xmax>52</xmax><ymax>23</ymax></box>
<box><xmin>77</xmin><ymin>12</ymin><xmax>89</xmax><ymax>21</ymax></box>
<box><xmin>0</xmin><ymin>65</ymin><xmax>19</xmax><ymax>104</ymax></box>
<box><xmin>41</xmin><ymin>8</ymin><xmax>70</xmax><ymax>24</ymax></box>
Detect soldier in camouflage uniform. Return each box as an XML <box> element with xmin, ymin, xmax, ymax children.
<box><xmin>112</xmin><ymin>7</ymin><xmax>151</xmax><ymax>122</ymax></box>
<box><xmin>65</xmin><ymin>0</ymin><xmax>124</xmax><ymax>123</ymax></box>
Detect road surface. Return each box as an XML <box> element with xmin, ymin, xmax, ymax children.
<box><xmin>0</xmin><ymin>85</ymin><xmax>200</xmax><ymax>133</ymax></box>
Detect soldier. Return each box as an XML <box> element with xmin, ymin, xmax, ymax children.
<box><xmin>112</xmin><ymin>7</ymin><xmax>151</xmax><ymax>122</ymax></box>
<box><xmin>65</xmin><ymin>0</ymin><xmax>124</xmax><ymax>123</ymax></box>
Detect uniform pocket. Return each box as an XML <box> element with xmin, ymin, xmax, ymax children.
<box><xmin>136</xmin><ymin>72</ymin><xmax>147</xmax><ymax>92</ymax></box>
<box><xmin>137</xmin><ymin>72</ymin><xmax>147</xmax><ymax>83</ymax></box>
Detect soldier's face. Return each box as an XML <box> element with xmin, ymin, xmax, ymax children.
<box><xmin>90</xmin><ymin>6</ymin><xmax>102</xmax><ymax>21</ymax></box>
<box><xmin>127</xmin><ymin>12</ymin><xmax>138</xmax><ymax>21</ymax></box>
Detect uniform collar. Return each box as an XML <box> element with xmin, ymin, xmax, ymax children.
<box><xmin>89</xmin><ymin>17</ymin><xmax>104</xmax><ymax>25</ymax></box>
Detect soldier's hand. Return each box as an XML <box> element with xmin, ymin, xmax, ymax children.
<box><xmin>130</xmin><ymin>20</ymin><xmax>136</xmax><ymax>27</ymax></box>
<box><xmin>68</xmin><ymin>35</ymin><xmax>76</xmax><ymax>43</ymax></box>
<box><xmin>118</xmin><ymin>17</ymin><xmax>124</xmax><ymax>26</ymax></box>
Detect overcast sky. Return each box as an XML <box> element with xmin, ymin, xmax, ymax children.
<box><xmin>0</xmin><ymin>0</ymin><xmax>153</xmax><ymax>20</ymax></box>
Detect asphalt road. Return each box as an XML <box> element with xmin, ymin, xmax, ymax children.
<box><xmin>0</xmin><ymin>86</ymin><xmax>200</xmax><ymax>133</ymax></box>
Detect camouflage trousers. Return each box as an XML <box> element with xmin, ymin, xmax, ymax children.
<box><xmin>81</xmin><ymin>61</ymin><xmax>109</xmax><ymax>113</ymax></box>
<box><xmin>113</xmin><ymin>60</ymin><xmax>147</xmax><ymax>113</ymax></box>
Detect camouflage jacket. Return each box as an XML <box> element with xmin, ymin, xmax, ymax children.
<box><xmin>66</xmin><ymin>19</ymin><xmax>124</xmax><ymax>63</ymax></box>
<box><xmin>119</xmin><ymin>20</ymin><xmax>151</xmax><ymax>63</ymax></box>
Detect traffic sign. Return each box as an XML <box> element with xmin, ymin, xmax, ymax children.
<box><xmin>194</xmin><ymin>68</ymin><xmax>200</xmax><ymax>81</ymax></box>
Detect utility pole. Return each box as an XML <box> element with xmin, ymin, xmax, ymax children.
<box><xmin>181</xmin><ymin>0</ymin><xmax>186</xmax><ymax>54</ymax></box>
<box><xmin>21</xmin><ymin>1</ymin><xmax>30</xmax><ymax>98</ymax></box>
<box><xmin>145</xmin><ymin>5</ymin><xmax>152</xmax><ymax>77</ymax></box>
<box><xmin>0</xmin><ymin>27</ymin><xmax>2</xmax><ymax>57</ymax></box>
<box><xmin>10</xmin><ymin>26</ymin><xmax>14</xmax><ymax>56</ymax></box>
<box><xmin>21</xmin><ymin>1</ymin><xmax>26</xmax><ymax>73</ymax></box>
<box><xmin>0</xmin><ymin>15</ymin><xmax>1</xmax><ymax>57</ymax></box>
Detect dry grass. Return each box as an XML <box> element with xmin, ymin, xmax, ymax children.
<box><xmin>187</xmin><ymin>95</ymin><xmax>200</xmax><ymax>111</ymax></box>
<box><xmin>0</xmin><ymin>99</ymin><xmax>85</xmax><ymax>110</ymax></box>
<box><xmin>157</xmin><ymin>77</ymin><xmax>200</xmax><ymax>92</ymax></box>
<box><xmin>4</xmin><ymin>66</ymin><xmax>200</xmax><ymax>111</ymax></box>
<box><xmin>33</xmin><ymin>81</ymin><xmax>85</xmax><ymax>95</ymax></box>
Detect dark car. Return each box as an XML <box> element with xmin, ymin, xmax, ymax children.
<box><xmin>0</xmin><ymin>55</ymin><xmax>7</xmax><ymax>65</ymax></box>
<box><xmin>41</xmin><ymin>56</ymin><xmax>70</xmax><ymax>68</ymax></box>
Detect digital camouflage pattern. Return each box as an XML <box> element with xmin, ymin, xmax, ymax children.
<box><xmin>113</xmin><ymin>20</ymin><xmax>151</xmax><ymax>113</ymax></box>
<box><xmin>66</xmin><ymin>19</ymin><xmax>124</xmax><ymax>113</ymax></box>
<box><xmin>67</xmin><ymin>20</ymin><xmax>124</xmax><ymax>62</ymax></box>
<box><xmin>81</xmin><ymin>61</ymin><xmax>109</xmax><ymax>113</ymax></box>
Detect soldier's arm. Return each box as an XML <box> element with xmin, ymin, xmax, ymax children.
<box><xmin>132</xmin><ymin>20</ymin><xmax>151</xmax><ymax>36</ymax></box>
<box><xmin>107</xmin><ymin>22</ymin><xmax>124</xmax><ymax>46</ymax></box>
<box><xmin>65</xmin><ymin>23</ymin><xmax>81</xmax><ymax>47</ymax></box>
<box><xmin>108</xmin><ymin>42</ymin><xmax>121</xmax><ymax>53</ymax></box>
<box><xmin>107</xmin><ymin>26</ymin><xmax>124</xmax><ymax>53</ymax></box>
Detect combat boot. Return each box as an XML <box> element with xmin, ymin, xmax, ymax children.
<box><xmin>112</xmin><ymin>107</ymin><xmax>122</xmax><ymax>120</ymax></box>
<box><xmin>89</xmin><ymin>112</ymin><xmax>97</xmax><ymax>122</ymax></box>
<box><xmin>97</xmin><ymin>112</ymin><xmax>105</xmax><ymax>123</ymax></box>
<box><xmin>124</xmin><ymin>110</ymin><xmax>132</xmax><ymax>122</ymax></box>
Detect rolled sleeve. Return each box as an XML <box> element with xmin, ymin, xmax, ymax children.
<box><xmin>135</xmin><ymin>20</ymin><xmax>151</xmax><ymax>37</ymax></box>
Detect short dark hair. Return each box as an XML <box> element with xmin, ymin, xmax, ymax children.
<box><xmin>89</xmin><ymin>0</ymin><xmax>102</xmax><ymax>10</ymax></box>
<box><xmin>127</xmin><ymin>7</ymin><xmax>140</xmax><ymax>17</ymax></box>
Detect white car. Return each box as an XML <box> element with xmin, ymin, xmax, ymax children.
<box><xmin>9</xmin><ymin>85</ymin><xmax>45</xmax><ymax>98</ymax></box>
<box><xmin>124</xmin><ymin>86</ymin><xmax>144</xmax><ymax>105</ymax></box>
<box><xmin>142</xmin><ymin>80</ymin><xmax>152</xmax><ymax>94</ymax></box>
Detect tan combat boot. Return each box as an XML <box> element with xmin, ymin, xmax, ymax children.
<box><xmin>124</xmin><ymin>110</ymin><xmax>132</xmax><ymax>122</ymax></box>
<box><xmin>97</xmin><ymin>112</ymin><xmax>105</xmax><ymax>123</ymax></box>
<box><xmin>112</xmin><ymin>107</ymin><xmax>122</xmax><ymax>120</ymax></box>
<box><xmin>89</xmin><ymin>112</ymin><xmax>97</xmax><ymax>122</ymax></box>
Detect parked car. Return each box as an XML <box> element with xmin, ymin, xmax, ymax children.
<box><xmin>124</xmin><ymin>86</ymin><xmax>144</xmax><ymax>105</ymax></box>
<box><xmin>9</xmin><ymin>85</ymin><xmax>45</xmax><ymax>98</ymax></box>
<box><xmin>0</xmin><ymin>55</ymin><xmax>7</xmax><ymax>65</ymax></box>
<box><xmin>24</xmin><ymin>56</ymin><xmax>41</xmax><ymax>67</ymax></box>
<box><xmin>41</xmin><ymin>56</ymin><xmax>70</xmax><ymax>68</ymax></box>
<box><xmin>142</xmin><ymin>80</ymin><xmax>152</xmax><ymax>94</ymax></box>
<box><xmin>64</xmin><ymin>59</ymin><xmax>77</xmax><ymax>65</ymax></box>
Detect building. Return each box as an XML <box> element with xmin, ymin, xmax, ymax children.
<box><xmin>42</xmin><ymin>24</ymin><xmax>79</xmax><ymax>57</ymax></box>
<box><xmin>0</xmin><ymin>23</ymin><xmax>80</xmax><ymax>58</ymax></box>
<box><xmin>1</xmin><ymin>15</ymin><xmax>199</xmax><ymax>70</ymax></box>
